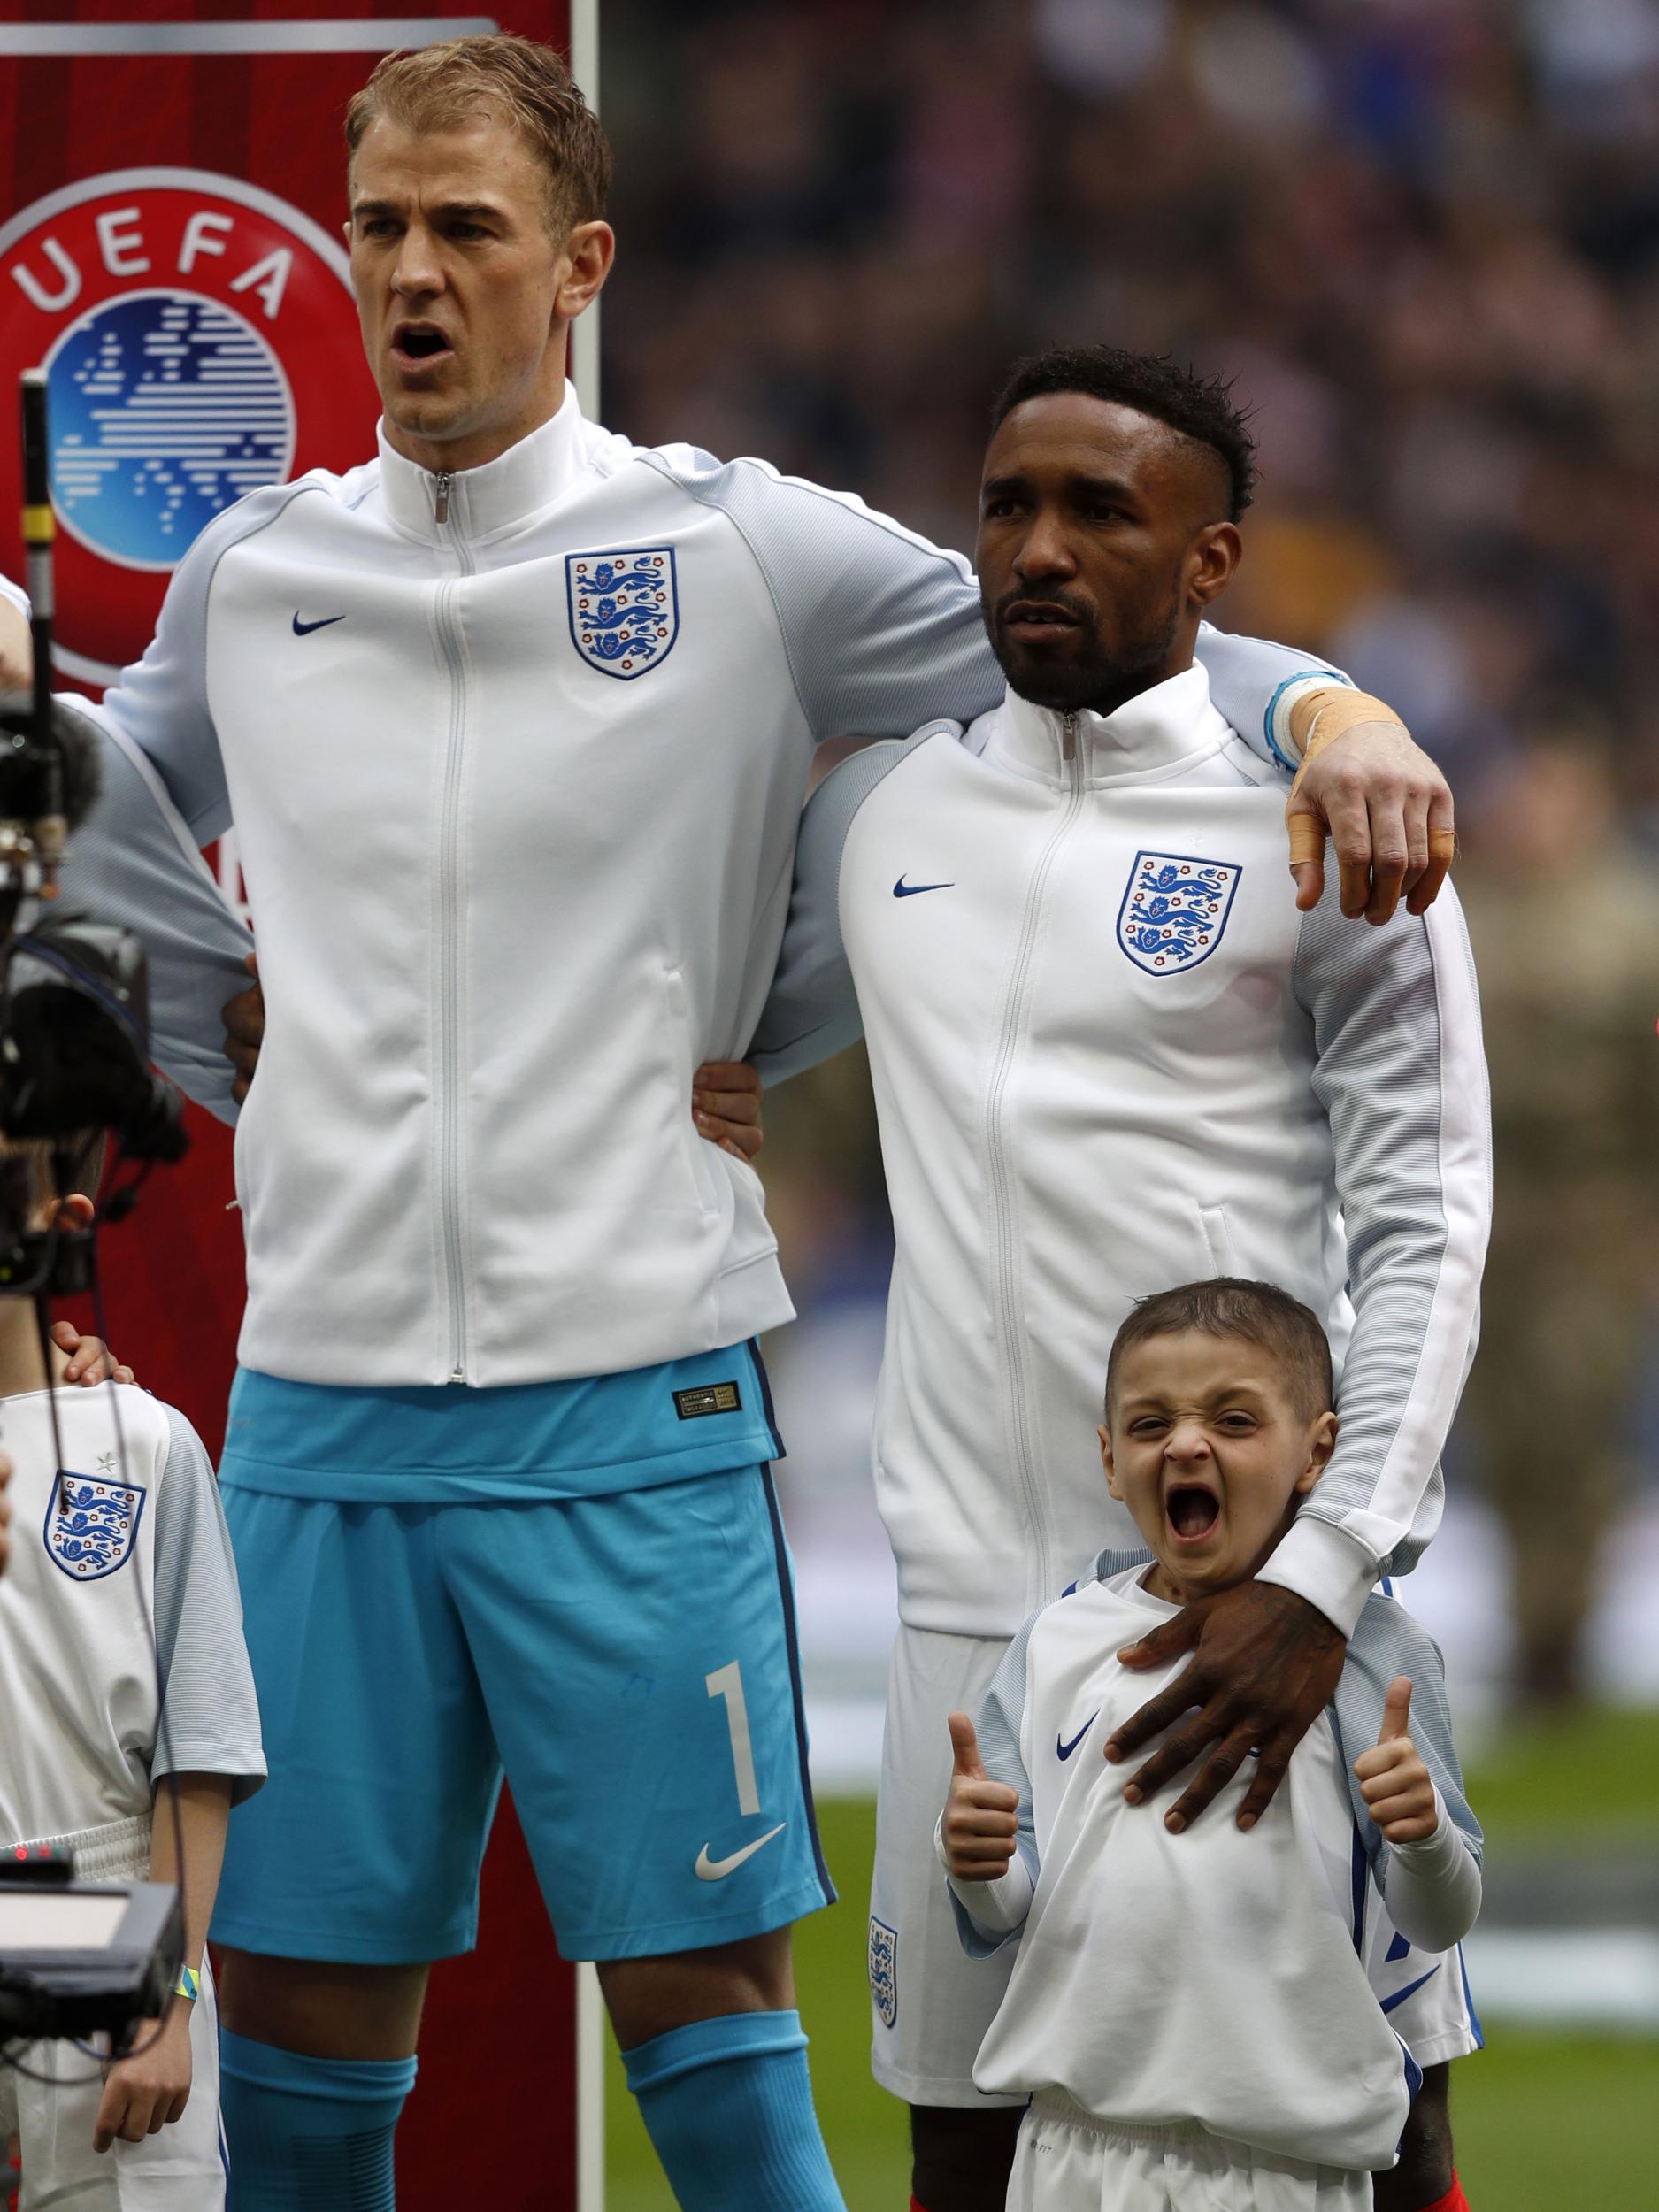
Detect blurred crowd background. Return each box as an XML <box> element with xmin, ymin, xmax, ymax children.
<box><xmin>601</xmin><ymin>0</ymin><xmax>1659</xmax><ymax>1719</ymax></box>
<box><xmin>599</xmin><ymin>9</ymin><xmax>1659</xmax><ymax>2193</ymax></box>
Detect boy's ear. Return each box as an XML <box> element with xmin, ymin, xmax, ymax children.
<box><xmin>1098</xmin><ymin>1422</ymin><xmax>1123</xmax><ymax>1501</ymax></box>
<box><xmin>1295</xmin><ymin>1410</ymin><xmax>1339</xmax><ymax>1494</ymax></box>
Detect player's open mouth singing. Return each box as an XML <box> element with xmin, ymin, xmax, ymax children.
<box><xmin>1164</xmin><ymin>1481</ymin><xmax>1220</xmax><ymax>1545</ymax></box>
<box><xmin>390</xmin><ymin>319</ymin><xmax>455</xmax><ymax>373</ymax></box>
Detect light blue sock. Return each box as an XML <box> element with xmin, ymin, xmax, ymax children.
<box><xmin>219</xmin><ymin>2031</ymin><xmax>418</xmax><ymax>2212</ymax></box>
<box><xmin>622</xmin><ymin>2008</ymin><xmax>844</xmax><ymax>2212</ymax></box>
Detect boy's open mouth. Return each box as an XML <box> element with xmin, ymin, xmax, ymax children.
<box><xmin>1165</xmin><ymin>1485</ymin><xmax>1220</xmax><ymax>1542</ymax></box>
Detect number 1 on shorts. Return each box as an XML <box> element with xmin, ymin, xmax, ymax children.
<box><xmin>705</xmin><ymin>1661</ymin><xmax>761</xmax><ymax>1816</ymax></box>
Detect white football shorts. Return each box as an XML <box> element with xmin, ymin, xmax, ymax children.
<box><xmin>1008</xmin><ymin>2101</ymin><xmax>1372</xmax><ymax>2211</ymax></box>
<box><xmin>870</xmin><ymin>1623</ymin><xmax>1026</xmax><ymax>2106</ymax></box>
<box><xmin>869</xmin><ymin>1619</ymin><xmax>1482</xmax><ymax>2107</ymax></box>
<box><xmin>0</xmin><ymin>1955</ymin><xmax>226</xmax><ymax>2210</ymax></box>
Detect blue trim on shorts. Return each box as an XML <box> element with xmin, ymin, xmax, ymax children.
<box><xmin>1456</xmin><ymin>1942</ymin><xmax>1485</xmax><ymax>2049</ymax></box>
<box><xmin>1349</xmin><ymin>1824</ymin><xmax>1369</xmax><ymax>1955</ymax></box>
<box><xmin>747</xmin><ymin>1336</ymin><xmax>787</xmax><ymax>1462</ymax></box>
<box><xmin>760</xmin><ymin>1465</ymin><xmax>833</xmax><ymax>1905</ymax></box>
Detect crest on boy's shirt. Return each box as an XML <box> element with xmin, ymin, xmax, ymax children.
<box><xmin>1116</xmin><ymin>850</ymin><xmax>1243</xmax><ymax>975</ymax></box>
<box><xmin>43</xmin><ymin>1474</ymin><xmax>146</xmax><ymax>1581</ymax></box>
<box><xmin>868</xmin><ymin>1916</ymin><xmax>898</xmax><ymax>2028</ymax></box>
<box><xmin>565</xmin><ymin>546</ymin><xmax>679</xmax><ymax>679</ymax></box>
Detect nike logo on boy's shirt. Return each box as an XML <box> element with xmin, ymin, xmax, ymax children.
<box><xmin>1056</xmin><ymin>1714</ymin><xmax>1098</xmax><ymax>1761</ymax></box>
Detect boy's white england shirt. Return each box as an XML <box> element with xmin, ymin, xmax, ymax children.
<box><xmin>0</xmin><ymin>1384</ymin><xmax>264</xmax><ymax>1848</ymax></box>
<box><xmin>941</xmin><ymin>1564</ymin><xmax>1482</xmax><ymax>2175</ymax></box>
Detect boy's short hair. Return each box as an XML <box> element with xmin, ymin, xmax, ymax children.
<box><xmin>0</xmin><ymin>1133</ymin><xmax>108</xmax><ymax>1218</ymax></box>
<box><xmin>1104</xmin><ymin>1278</ymin><xmax>1333</xmax><ymax>1423</ymax></box>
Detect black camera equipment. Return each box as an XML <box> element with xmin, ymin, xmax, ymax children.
<box><xmin>0</xmin><ymin>371</ymin><xmax>188</xmax><ymax>1294</ymax></box>
<box><xmin>0</xmin><ymin>1851</ymin><xmax>181</xmax><ymax>2043</ymax></box>
<box><xmin>0</xmin><ymin>369</ymin><xmax>187</xmax><ymax>2058</ymax></box>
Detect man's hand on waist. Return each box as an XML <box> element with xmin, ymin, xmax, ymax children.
<box><xmin>1103</xmin><ymin>1579</ymin><xmax>1345</xmax><ymax>1833</ymax></box>
<box><xmin>222</xmin><ymin>949</ymin><xmax>261</xmax><ymax>1104</ymax></box>
<box><xmin>693</xmin><ymin>1060</ymin><xmax>762</xmax><ymax>1163</ymax></box>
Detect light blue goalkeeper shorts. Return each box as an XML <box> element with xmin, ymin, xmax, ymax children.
<box><xmin>211</xmin><ymin>1352</ymin><xmax>833</xmax><ymax>1965</ymax></box>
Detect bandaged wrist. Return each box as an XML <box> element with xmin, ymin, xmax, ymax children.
<box><xmin>1287</xmin><ymin>687</ymin><xmax>1404</xmax><ymax>769</ymax></box>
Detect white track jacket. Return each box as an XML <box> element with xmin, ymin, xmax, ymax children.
<box><xmin>67</xmin><ymin>388</ymin><xmax>1353</xmax><ymax>1389</ymax></box>
<box><xmin>752</xmin><ymin>668</ymin><xmax>1492</xmax><ymax>1637</ymax></box>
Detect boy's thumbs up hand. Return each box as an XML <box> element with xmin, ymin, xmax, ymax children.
<box><xmin>1378</xmin><ymin>1676</ymin><xmax>1413</xmax><ymax>1743</ymax></box>
<box><xmin>941</xmin><ymin>1710</ymin><xmax>1020</xmax><ymax>1882</ymax></box>
<box><xmin>1352</xmin><ymin>1675</ymin><xmax>1438</xmax><ymax>1844</ymax></box>
<box><xmin>949</xmin><ymin>1710</ymin><xmax>986</xmax><ymax>1778</ymax></box>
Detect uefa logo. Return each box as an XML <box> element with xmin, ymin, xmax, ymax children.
<box><xmin>44</xmin><ymin>288</ymin><xmax>296</xmax><ymax>572</ymax></box>
<box><xmin>0</xmin><ymin>167</ymin><xmax>374</xmax><ymax>683</ymax></box>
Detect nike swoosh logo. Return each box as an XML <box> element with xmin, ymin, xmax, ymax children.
<box><xmin>894</xmin><ymin>875</ymin><xmax>954</xmax><ymax>897</ymax></box>
<box><xmin>1379</xmin><ymin>1963</ymin><xmax>1441</xmax><ymax>2016</ymax></box>
<box><xmin>694</xmin><ymin>1823</ymin><xmax>787</xmax><ymax>1882</ymax></box>
<box><xmin>1056</xmin><ymin>1714</ymin><xmax>1098</xmax><ymax>1762</ymax></box>
<box><xmin>292</xmin><ymin>612</ymin><xmax>346</xmax><ymax>635</ymax></box>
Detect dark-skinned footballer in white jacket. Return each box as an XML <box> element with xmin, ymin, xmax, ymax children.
<box><xmin>752</xmin><ymin>346</ymin><xmax>1487</xmax><ymax>2212</ymax></box>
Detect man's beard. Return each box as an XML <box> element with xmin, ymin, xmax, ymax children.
<box><xmin>985</xmin><ymin>592</ymin><xmax>1183</xmax><ymax>717</ymax></box>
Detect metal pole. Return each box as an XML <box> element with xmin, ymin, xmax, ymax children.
<box><xmin>568</xmin><ymin>0</ymin><xmax>601</xmax><ymax>421</ymax></box>
<box><xmin>567</xmin><ymin>10</ymin><xmax>607</xmax><ymax>2185</ymax></box>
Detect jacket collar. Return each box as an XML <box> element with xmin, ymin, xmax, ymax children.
<box><xmin>985</xmin><ymin>664</ymin><xmax>1230</xmax><ymax>787</ymax></box>
<box><xmin>376</xmin><ymin>381</ymin><xmax>589</xmax><ymax>541</ymax></box>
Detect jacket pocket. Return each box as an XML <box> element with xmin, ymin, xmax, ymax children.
<box><xmin>664</xmin><ymin>963</ymin><xmax>718</xmax><ymax>1219</ymax></box>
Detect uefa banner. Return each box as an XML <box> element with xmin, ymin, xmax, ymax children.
<box><xmin>0</xmin><ymin>6</ymin><xmax>589</xmax><ymax>2205</ymax></box>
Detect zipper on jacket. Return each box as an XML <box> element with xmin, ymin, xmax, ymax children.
<box><xmin>433</xmin><ymin>495</ymin><xmax>474</xmax><ymax>1381</ymax></box>
<box><xmin>434</xmin><ymin>472</ymin><xmax>452</xmax><ymax>526</ymax></box>
<box><xmin>982</xmin><ymin>709</ymin><xmax>1086</xmax><ymax>1606</ymax></box>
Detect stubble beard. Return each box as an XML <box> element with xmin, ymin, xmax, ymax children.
<box><xmin>990</xmin><ymin>596</ymin><xmax>1185</xmax><ymax>718</ymax></box>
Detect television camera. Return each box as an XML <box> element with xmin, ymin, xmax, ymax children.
<box><xmin>0</xmin><ymin>369</ymin><xmax>189</xmax><ymax>2050</ymax></box>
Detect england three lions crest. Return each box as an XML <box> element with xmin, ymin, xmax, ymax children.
<box><xmin>44</xmin><ymin>1473</ymin><xmax>146</xmax><ymax>1581</ymax></box>
<box><xmin>868</xmin><ymin>1916</ymin><xmax>898</xmax><ymax>2028</ymax></box>
<box><xmin>1117</xmin><ymin>850</ymin><xmax>1243</xmax><ymax>974</ymax></box>
<box><xmin>566</xmin><ymin>547</ymin><xmax>679</xmax><ymax>680</ymax></box>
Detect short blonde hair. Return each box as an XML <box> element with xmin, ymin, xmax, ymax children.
<box><xmin>345</xmin><ymin>33</ymin><xmax>611</xmax><ymax>234</ymax></box>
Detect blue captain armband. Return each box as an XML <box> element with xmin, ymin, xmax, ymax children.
<box><xmin>173</xmin><ymin>1963</ymin><xmax>201</xmax><ymax>2003</ymax></box>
